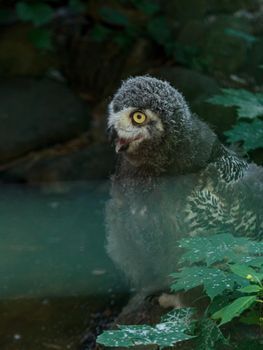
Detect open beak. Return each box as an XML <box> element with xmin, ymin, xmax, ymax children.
<box><xmin>115</xmin><ymin>138</ymin><xmax>130</xmax><ymax>153</ymax></box>
<box><xmin>115</xmin><ymin>135</ymin><xmax>143</xmax><ymax>153</ymax></box>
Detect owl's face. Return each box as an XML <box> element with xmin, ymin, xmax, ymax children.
<box><xmin>108</xmin><ymin>76</ymin><xmax>191</xmax><ymax>165</ymax></box>
<box><xmin>108</xmin><ymin>105</ymin><xmax>164</xmax><ymax>154</ymax></box>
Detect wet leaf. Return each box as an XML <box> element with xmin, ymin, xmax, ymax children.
<box><xmin>97</xmin><ymin>308</ymin><xmax>195</xmax><ymax>347</ymax></box>
<box><xmin>179</xmin><ymin>233</ymin><xmax>263</xmax><ymax>266</ymax></box>
<box><xmin>225</xmin><ymin>119</ymin><xmax>263</xmax><ymax>151</ymax></box>
<box><xmin>230</xmin><ymin>264</ymin><xmax>263</xmax><ymax>282</ymax></box>
<box><xmin>171</xmin><ymin>267</ymin><xmax>239</xmax><ymax>299</ymax></box>
<box><xmin>194</xmin><ymin>319</ymin><xmax>229</xmax><ymax>350</ymax></box>
<box><xmin>100</xmin><ymin>7</ymin><xmax>129</xmax><ymax>27</ymax></box>
<box><xmin>212</xmin><ymin>295</ymin><xmax>257</xmax><ymax>325</ymax></box>
<box><xmin>131</xmin><ymin>0</ymin><xmax>160</xmax><ymax>15</ymax></box>
<box><xmin>225</xmin><ymin>28</ymin><xmax>258</xmax><ymax>44</ymax></box>
<box><xmin>207</xmin><ymin>89</ymin><xmax>263</xmax><ymax>119</ymax></box>
<box><xmin>238</xmin><ymin>285</ymin><xmax>262</xmax><ymax>293</ymax></box>
<box><xmin>16</xmin><ymin>2</ymin><xmax>54</xmax><ymax>26</ymax></box>
<box><xmin>240</xmin><ymin>256</ymin><xmax>263</xmax><ymax>267</ymax></box>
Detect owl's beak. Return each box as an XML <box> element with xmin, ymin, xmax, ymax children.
<box><xmin>115</xmin><ymin>135</ymin><xmax>143</xmax><ymax>153</ymax></box>
<box><xmin>108</xmin><ymin>126</ymin><xmax>128</xmax><ymax>152</ymax></box>
<box><xmin>115</xmin><ymin>138</ymin><xmax>130</xmax><ymax>153</ymax></box>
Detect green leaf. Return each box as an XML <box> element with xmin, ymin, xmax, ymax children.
<box><xmin>212</xmin><ymin>295</ymin><xmax>257</xmax><ymax>325</ymax></box>
<box><xmin>230</xmin><ymin>264</ymin><xmax>263</xmax><ymax>282</ymax></box>
<box><xmin>194</xmin><ymin>319</ymin><xmax>229</xmax><ymax>350</ymax></box>
<box><xmin>225</xmin><ymin>28</ymin><xmax>258</xmax><ymax>44</ymax></box>
<box><xmin>241</xmin><ymin>256</ymin><xmax>263</xmax><ymax>267</ymax></box>
<box><xmin>90</xmin><ymin>24</ymin><xmax>111</xmax><ymax>42</ymax></box>
<box><xmin>160</xmin><ymin>307</ymin><xmax>195</xmax><ymax>324</ymax></box>
<box><xmin>225</xmin><ymin>119</ymin><xmax>263</xmax><ymax>151</ymax></box>
<box><xmin>240</xmin><ymin>308</ymin><xmax>261</xmax><ymax>325</ymax></box>
<box><xmin>69</xmin><ymin>0</ymin><xmax>85</xmax><ymax>13</ymax></box>
<box><xmin>238</xmin><ymin>285</ymin><xmax>262</xmax><ymax>293</ymax></box>
<box><xmin>131</xmin><ymin>0</ymin><xmax>160</xmax><ymax>15</ymax></box>
<box><xmin>234</xmin><ymin>340</ymin><xmax>263</xmax><ymax>349</ymax></box>
<box><xmin>207</xmin><ymin>88</ymin><xmax>263</xmax><ymax>119</ymax></box>
<box><xmin>16</xmin><ymin>2</ymin><xmax>54</xmax><ymax>26</ymax></box>
<box><xmin>97</xmin><ymin>308</ymin><xmax>195</xmax><ymax>347</ymax></box>
<box><xmin>16</xmin><ymin>2</ymin><xmax>32</xmax><ymax>21</ymax></box>
<box><xmin>147</xmin><ymin>17</ymin><xmax>174</xmax><ymax>53</ymax></box>
<box><xmin>100</xmin><ymin>7</ymin><xmax>129</xmax><ymax>27</ymax></box>
<box><xmin>179</xmin><ymin>233</ymin><xmax>263</xmax><ymax>266</ymax></box>
<box><xmin>28</xmin><ymin>28</ymin><xmax>53</xmax><ymax>50</ymax></box>
<box><xmin>207</xmin><ymin>294</ymin><xmax>234</xmax><ymax>315</ymax></box>
<box><xmin>171</xmin><ymin>266</ymin><xmax>237</xmax><ymax>299</ymax></box>
<box><xmin>113</xmin><ymin>32</ymin><xmax>133</xmax><ymax>48</ymax></box>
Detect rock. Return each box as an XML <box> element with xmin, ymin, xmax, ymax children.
<box><xmin>0</xmin><ymin>78</ymin><xmax>89</xmax><ymax>164</ymax></box>
<box><xmin>1</xmin><ymin>143</ymin><xmax>116</xmax><ymax>185</ymax></box>
<box><xmin>0</xmin><ymin>23</ymin><xmax>56</xmax><ymax>77</ymax></box>
<box><xmin>151</xmin><ymin>66</ymin><xmax>237</xmax><ymax>136</ymax></box>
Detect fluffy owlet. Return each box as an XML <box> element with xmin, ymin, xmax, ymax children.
<box><xmin>106</xmin><ymin>76</ymin><xmax>263</xmax><ymax>295</ymax></box>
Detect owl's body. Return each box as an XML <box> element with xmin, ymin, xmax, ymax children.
<box><xmin>106</xmin><ymin>76</ymin><xmax>263</xmax><ymax>294</ymax></box>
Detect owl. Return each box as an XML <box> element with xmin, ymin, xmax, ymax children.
<box><xmin>106</xmin><ymin>76</ymin><xmax>263</xmax><ymax>297</ymax></box>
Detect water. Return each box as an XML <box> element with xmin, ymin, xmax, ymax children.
<box><xmin>0</xmin><ymin>181</ymin><xmax>129</xmax><ymax>349</ymax></box>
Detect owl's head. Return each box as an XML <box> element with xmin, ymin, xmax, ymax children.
<box><xmin>108</xmin><ymin>76</ymin><xmax>216</xmax><ymax>171</ymax></box>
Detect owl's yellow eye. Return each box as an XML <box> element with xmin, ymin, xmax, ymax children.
<box><xmin>131</xmin><ymin>111</ymin><xmax>147</xmax><ymax>125</ymax></box>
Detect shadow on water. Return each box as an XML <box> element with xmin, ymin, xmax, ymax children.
<box><xmin>0</xmin><ymin>181</ymin><xmax>129</xmax><ymax>349</ymax></box>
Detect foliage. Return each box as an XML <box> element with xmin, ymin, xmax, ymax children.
<box><xmin>16</xmin><ymin>2</ymin><xmax>54</xmax><ymax>26</ymax></box>
<box><xmin>99</xmin><ymin>7</ymin><xmax>130</xmax><ymax>27</ymax></box>
<box><xmin>208</xmin><ymin>89</ymin><xmax>263</xmax><ymax>120</ymax></box>
<box><xmin>212</xmin><ymin>295</ymin><xmax>257</xmax><ymax>325</ymax></box>
<box><xmin>224</xmin><ymin>120</ymin><xmax>263</xmax><ymax>151</ymax></box>
<box><xmin>28</xmin><ymin>28</ymin><xmax>53</xmax><ymax>50</ymax></box>
<box><xmin>172</xmin><ymin>234</ymin><xmax>263</xmax><ymax>327</ymax></box>
<box><xmin>10</xmin><ymin>0</ymin><xmax>170</xmax><ymax>52</ymax></box>
<box><xmin>12</xmin><ymin>0</ymin><xmax>86</xmax><ymax>50</ymax></box>
<box><xmin>208</xmin><ymin>88</ymin><xmax>263</xmax><ymax>152</ymax></box>
<box><xmin>225</xmin><ymin>28</ymin><xmax>259</xmax><ymax>45</ymax></box>
<box><xmin>178</xmin><ymin>233</ymin><xmax>263</xmax><ymax>265</ymax></box>
<box><xmin>7</xmin><ymin>0</ymin><xmax>260</xmax><ymax>75</ymax></box>
<box><xmin>89</xmin><ymin>1</ymin><xmax>177</xmax><ymax>52</ymax></box>
<box><xmin>97</xmin><ymin>234</ymin><xmax>263</xmax><ymax>348</ymax></box>
<box><xmin>194</xmin><ymin>318</ymin><xmax>229</xmax><ymax>350</ymax></box>
<box><xmin>97</xmin><ymin>308</ymin><xmax>195</xmax><ymax>348</ymax></box>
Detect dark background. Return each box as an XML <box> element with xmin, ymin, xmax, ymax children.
<box><xmin>0</xmin><ymin>0</ymin><xmax>263</xmax><ymax>185</ymax></box>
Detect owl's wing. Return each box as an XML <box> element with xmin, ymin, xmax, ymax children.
<box><xmin>184</xmin><ymin>157</ymin><xmax>263</xmax><ymax>239</ymax></box>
